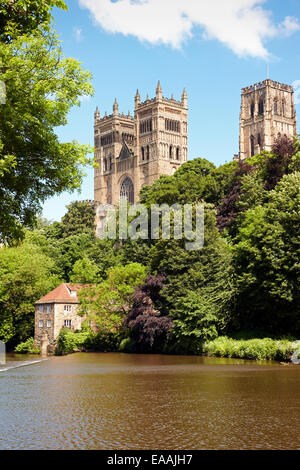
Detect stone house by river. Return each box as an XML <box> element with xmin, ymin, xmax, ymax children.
<box><xmin>34</xmin><ymin>283</ymin><xmax>87</xmax><ymax>347</ymax></box>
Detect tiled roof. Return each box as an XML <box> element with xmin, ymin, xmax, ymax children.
<box><xmin>35</xmin><ymin>283</ymin><xmax>88</xmax><ymax>304</ymax></box>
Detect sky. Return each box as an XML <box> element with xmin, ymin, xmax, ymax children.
<box><xmin>42</xmin><ymin>0</ymin><xmax>300</xmax><ymax>221</ymax></box>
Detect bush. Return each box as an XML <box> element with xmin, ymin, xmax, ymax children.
<box><xmin>84</xmin><ymin>330</ymin><xmax>124</xmax><ymax>352</ymax></box>
<box><xmin>119</xmin><ymin>337</ymin><xmax>135</xmax><ymax>353</ymax></box>
<box><xmin>15</xmin><ymin>338</ymin><xmax>40</xmax><ymax>354</ymax></box>
<box><xmin>55</xmin><ymin>328</ymin><xmax>124</xmax><ymax>355</ymax></box>
<box><xmin>203</xmin><ymin>336</ymin><xmax>297</xmax><ymax>361</ymax></box>
<box><xmin>56</xmin><ymin>328</ymin><xmax>91</xmax><ymax>355</ymax></box>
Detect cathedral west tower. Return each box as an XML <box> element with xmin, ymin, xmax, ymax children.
<box><xmin>94</xmin><ymin>82</ymin><xmax>188</xmax><ymax>206</ymax></box>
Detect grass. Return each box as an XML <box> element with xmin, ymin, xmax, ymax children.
<box><xmin>203</xmin><ymin>336</ymin><xmax>298</xmax><ymax>362</ymax></box>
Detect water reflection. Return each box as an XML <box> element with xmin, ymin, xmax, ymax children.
<box><xmin>0</xmin><ymin>353</ymin><xmax>299</xmax><ymax>450</ymax></box>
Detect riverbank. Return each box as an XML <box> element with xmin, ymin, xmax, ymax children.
<box><xmin>26</xmin><ymin>328</ymin><xmax>299</xmax><ymax>363</ymax></box>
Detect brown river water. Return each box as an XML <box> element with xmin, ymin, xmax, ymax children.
<box><xmin>0</xmin><ymin>352</ymin><xmax>300</xmax><ymax>450</ymax></box>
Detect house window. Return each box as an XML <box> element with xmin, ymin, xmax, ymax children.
<box><xmin>47</xmin><ymin>320</ymin><xmax>52</xmax><ymax>328</ymax></box>
<box><xmin>46</xmin><ymin>305</ymin><xmax>51</xmax><ymax>313</ymax></box>
<box><xmin>39</xmin><ymin>305</ymin><xmax>44</xmax><ymax>313</ymax></box>
<box><xmin>39</xmin><ymin>320</ymin><xmax>44</xmax><ymax>328</ymax></box>
<box><xmin>70</xmin><ymin>291</ymin><xmax>76</xmax><ymax>297</ymax></box>
<box><xmin>64</xmin><ymin>320</ymin><xmax>72</xmax><ymax>328</ymax></box>
<box><xmin>64</xmin><ymin>305</ymin><xmax>72</xmax><ymax>312</ymax></box>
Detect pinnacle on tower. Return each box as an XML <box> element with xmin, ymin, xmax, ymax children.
<box><xmin>135</xmin><ymin>89</ymin><xmax>141</xmax><ymax>107</ymax></box>
<box><xmin>156</xmin><ymin>80</ymin><xmax>162</xmax><ymax>100</ymax></box>
<box><xmin>113</xmin><ymin>98</ymin><xmax>119</xmax><ymax>115</ymax></box>
<box><xmin>181</xmin><ymin>87</ymin><xmax>187</xmax><ymax>107</ymax></box>
<box><xmin>94</xmin><ymin>106</ymin><xmax>100</xmax><ymax>120</ymax></box>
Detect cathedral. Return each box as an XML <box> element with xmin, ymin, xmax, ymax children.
<box><xmin>93</xmin><ymin>82</ymin><xmax>188</xmax><ymax>206</ymax></box>
<box><xmin>239</xmin><ymin>79</ymin><xmax>297</xmax><ymax>160</ymax></box>
<box><xmin>93</xmin><ymin>79</ymin><xmax>297</xmax><ymax>208</ymax></box>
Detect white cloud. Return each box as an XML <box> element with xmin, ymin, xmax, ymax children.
<box><xmin>74</xmin><ymin>27</ymin><xmax>84</xmax><ymax>42</ymax></box>
<box><xmin>78</xmin><ymin>0</ymin><xmax>300</xmax><ymax>58</ymax></box>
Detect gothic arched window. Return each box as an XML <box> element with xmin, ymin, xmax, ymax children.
<box><xmin>250</xmin><ymin>135</ymin><xmax>255</xmax><ymax>157</ymax></box>
<box><xmin>146</xmin><ymin>145</ymin><xmax>150</xmax><ymax>160</ymax></box>
<box><xmin>257</xmin><ymin>133</ymin><xmax>261</xmax><ymax>147</ymax></box>
<box><xmin>274</xmin><ymin>100</ymin><xmax>278</xmax><ymax>115</ymax></box>
<box><xmin>251</xmin><ymin>102</ymin><xmax>255</xmax><ymax>119</ymax></box>
<box><xmin>104</xmin><ymin>158</ymin><xmax>107</xmax><ymax>172</ymax></box>
<box><xmin>169</xmin><ymin>145</ymin><xmax>173</xmax><ymax>159</ymax></box>
<box><xmin>141</xmin><ymin>147</ymin><xmax>145</xmax><ymax>161</ymax></box>
<box><xmin>176</xmin><ymin>147</ymin><xmax>180</xmax><ymax>160</ymax></box>
<box><xmin>120</xmin><ymin>176</ymin><xmax>134</xmax><ymax>204</ymax></box>
<box><xmin>258</xmin><ymin>99</ymin><xmax>264</xmax><ymax>115</ymax></box>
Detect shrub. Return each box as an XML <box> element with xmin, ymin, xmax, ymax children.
<box><xmin>203</xmin><ymin>336</ymin><xmax>297</xmax><ymax>361</ymax></box>
<box><xmin>56</xmin><ymin>328</ymin><xmax>90</xmax><ymax>355</ymax></box>
<box><xmin>15</xmin><ymin>338</ymin><xmax>40</xmax><ymax>354</ymax></box>
<box><xmin>84</xmin><ymin>330</ymin><xmax>124</xmax><ymax>352</ymax></box>
<box><xmin>119</xmin><ymin>337</ymin><xmax>135</xmax><ymax>353</ymax></box>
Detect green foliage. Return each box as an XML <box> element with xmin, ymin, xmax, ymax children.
<box><xmin>61</xmin><ymin>201</ymin><xmax>96</xmax><ymax>238</ymax></box>
<box><xmin>14</xmin><ymin>337</ymin><xmax>40</xmax><ymax>354</ymax></box>
<box><xmin>234</xmin><ymin>172</ymin><xmax>300</xmax><ymax>332</ymax></box>
<box><xmin>0</xmin><ymin>13</ymin><xmax>94</xmax><ymax>243</ymax></box>
<box><xmin>203</xmin><ymin>336</ymin><xmax>297</xmax><ymax>362</ymax></box>
<box><xmin>79</xmin><ymin>263</ymin><xmax>148</xmax><ymax>331</ymax></box>
<box><xmin>0</xmin><ymin>0</ymin><xmax>67</xmax><ymax>41</ymax></box>
<box><xmin>119</xmin><ymin>337</ymin><xmax>135</xmax><ymax>353</ymax></box>
<box><xmin>139</xmin><ymin>158</ymin><xmax>238</xmax><ymax>207</ymax></box>
<box><xmin>0</xmin><ymin>242</ymin><xmax>61</xmax><ymax>346</ymax></box>
<box><xmin>56</xmin><ymin>328</ymin><xmax>123</xmax><ymax>354</ymax></box>
<box><xmin>84</xmin><ymin>330</ymin><xmax>124</xmax><ymax>352</ymax></box>
<box><xmin>56</xmin><ymin>328</ymin><xmax>90</xmax><ymax>355</ymax></box>
<box><xmin>70</xmin><ymin>256</ymin><xmax>100</xmax><ymax>283</ymax></box>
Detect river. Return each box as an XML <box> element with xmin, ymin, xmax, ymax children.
<box><xmin>0</xmin><ymin>352</ymin><xmax>299</xmax><ymax>450</ymax></box>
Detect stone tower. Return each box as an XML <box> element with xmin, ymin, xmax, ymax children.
<box><xmin>239</xmin><ymin>79</ymin><xmax>297</xmax><ymax>160</ymax></box>
<box><xmin>94</xmin><ymin>82</ymin><xmax>188</xmax><ymax>206</ymax></box>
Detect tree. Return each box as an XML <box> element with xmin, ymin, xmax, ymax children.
<box><xmin>234</xmin><ymin>172</ymin><xmax>300</xmax><ymax>333</ymax></box>
<box><xmin>70</xmin><ymin>257</ymin><xmax>100</xmax><ymax>284</ymax></box>
<box><xmin>0</xmin><ymin>242</ymin><xmax>61</xmax><ymax>346</ymax></box>
<box><xmin>79</xmin><ymin>263</ymin><xmax>147</xmax><ymax>332</ymax></box>
<box><xmin>0</xmin><ymin>0</ymin><xmax>67</xmax><ymax>41</ymax></box>
<box><xmin>216</xmin><ymin>161</ymin><xmax>254</xmax><ymax>232</ymax></box>
<box><xmin>0</xmin><ymin>13</ymin><xmax>94</xmax><ymax>243</ymax></box>
<box><xmin>139</xmin><ymin>158</ymin><xmax>238</xmax><ymax>207</ymax></box>
<box><xmin>265</xmin><ymin>135</ymin><xmax>296</xmax><ymax>190</ymax></box>
<box><xmin>125</xmin><ymin>275</ymin><xmax>173</xmax><ymax>352</ymax></box>
<box><xmin>61</xmin><ymin>201</ymin><xmax>96</xmax><ymax>238</ymax></box>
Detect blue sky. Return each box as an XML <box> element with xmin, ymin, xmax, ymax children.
<box><xmin>43</xmin><ymin>0</ymin><xmax>300</xmax><ymax>221</ymax></box>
